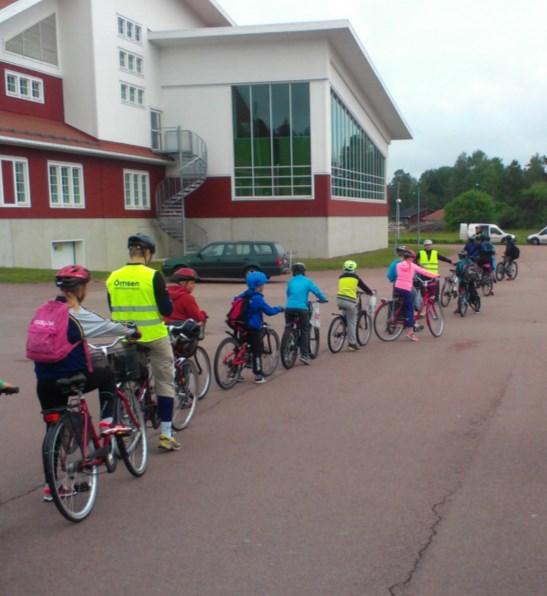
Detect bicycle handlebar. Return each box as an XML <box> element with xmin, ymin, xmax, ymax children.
<box><xmin>88</xmin><ymin>335</ymin><xmax>127</xmax><ymax>354</ymax></box>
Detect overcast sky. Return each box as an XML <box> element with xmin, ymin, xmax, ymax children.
<box><xmin>219</xmin><ymin>0</ymin><xmax>546</xmax><ymax>180</ymax></box>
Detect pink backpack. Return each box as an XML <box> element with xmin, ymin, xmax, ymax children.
<box><xmin>26</xmin><ymin>300</ymin><xmax>82</xmax><ymax>364</ymax></box>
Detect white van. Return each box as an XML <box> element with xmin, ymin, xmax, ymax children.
<box><xmin>459</xmin><ymin>223</ymin><xmax>515</xmax><ymax>243</ymax></box>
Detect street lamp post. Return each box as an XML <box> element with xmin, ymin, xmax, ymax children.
<box><xmin>395</xmin><ymin>197</ymin><xmax>402</xmax><ymax>252</ymax></box>
<box><xmin>416</xmin><ymin>186</ymin><xmax>421</xmax><ymax>246</ymax></box>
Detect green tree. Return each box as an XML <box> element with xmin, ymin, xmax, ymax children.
<box><xmin>524</xmin><ymin>154</ymin><xmax>547</xmax><ymax>186</ymax></box>
<box><xmin>444</xmin><ymin>190</ymin><xmax>496</xmax><ymax>229</ymax></box>
<box><xmin>387</xmin><ymin>169</ymin><xmax>416</xmax><ymax>217</ymax></box>
<box><xmin>514</xmin><ymin>181</ymin><xmax>547</xmax><ymax>227</ymax></box>
<box><xmin>420</xmin><ymin>166</ymin><xmax>452</xmax><ymax>211</ymax></box>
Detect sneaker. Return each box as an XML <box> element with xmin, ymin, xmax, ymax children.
<box><xmin>99</xmin><ymin>420</ymin><xmax>132</xmax><ymax>437</ymax></box>
<box><xmin>406</xmin><ymin>330</ymin><xmax>419</xmax><ymax>342</ymax></box>
<box><xmin>255</xmin><ymin>375</ymin><xmax>266</xmax><ymax>384</ymax></box>
<box><xmin>42</xmin><ymin>485</ymin><xmax>53</xmax><ymax>502</ymax></box>
<box><xmin>158</xmin><ymin>434</ymin><xmax>181</xmax><ymax>451</ymax></box>
<box><xmin>299</xmin><ymin>355</ymin><xmax>311</xmax><ymax>365</ymax></box>
<box><xmin>347</xmin><ymin>344</ymin><xmax>359</xmax><ymax>352</ymax></box>
<box><xmin>413</xmin><ymin>324</ymin><xmax>424</xmax><ymax>332</ymax></box>
<box><xmin>43</xmin><ymin>484</ymin><xmax>77</xmax><ymax>502</ymax></box>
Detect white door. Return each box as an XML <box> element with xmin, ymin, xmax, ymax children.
<box><xmin>51</xmin><ymin>242</ymin><xmax>77</xmax><ymax>269</ymax></box>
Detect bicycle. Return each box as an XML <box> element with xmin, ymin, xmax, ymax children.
<box><xmin>42</xmin><ymin>341</ymin><xmax>147</xmax><ymax>522</ymax></box>
<box><xmin>440</xmin><ymin>270</ymin><xmax>459</xmax><ymax>307</ymax></box>
<box><xmin>476</xmin><ymin>262</ymin><xmax>494</xmax><ymax>296</ymax></box>
<box><xmin>327</xmin><ymin>291</ymin><xmax>374</xmax><ymax>353</ymax></box>
<box><xmin>374</xmin><ymin>279</ymin><xmax>444</xmax><ymax>341</ymax></box>
<box><xmin>455</xmin><ymin>279</ymin><xmax>481</xmax><ymax>317</ymax></box>
<box><xmin>281</xmin><ymin>301</ymin><xmax>323</xmax><ymax>369</ymax></box>
<box><xmin>213</xmin><ymin>324</ymin><xmax>280</xmax><ymax>390</ymax></box>
<box><xmin>169</xmin><ymin>321</ymin><xmax>211</xmax><ymax>401</ymax></box>
<box><xmin>495</xmin><ymin>256</ymin><xmax>518</xmax><ymax>281</ymax></box>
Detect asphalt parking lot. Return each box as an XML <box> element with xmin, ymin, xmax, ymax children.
<box><xmin>1</xmin><ymin>246</ymin><xmax>547</xmax><ymax>596</ymax></box>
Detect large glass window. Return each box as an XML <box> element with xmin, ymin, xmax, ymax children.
<box><xmin>232</xmin><ymin>82</ymin><xmax>311</xmax><ymax>198</ymax></box>
<box><xmin>330</xmin><ymin>91</ymin><xmax>385</xmax><ymax>201</ymax></box>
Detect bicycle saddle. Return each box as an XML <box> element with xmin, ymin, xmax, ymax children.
<box><xmin>56</xmin><ymin>373</ymin><xmax>87</xmax><ymax>395</ymax></box>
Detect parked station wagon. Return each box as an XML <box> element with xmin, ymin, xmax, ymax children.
<box><xmin>162</xmin><ymin>241</ymin><xmax>290</xmax><ymax>279</ymax></box>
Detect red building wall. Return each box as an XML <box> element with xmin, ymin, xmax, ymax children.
<box><xmin>0</xmin><ymin>145</ymin><xmax>165</xmax><ymax>218</ymax></box>
<box><xmin>186</xmin><ymin>175</ymin><xmax>388</xmax><ymax>218</ymax></box>
<box><xmin>0</xmin><ymin>61</ymin><xmax>65</xmax><ymax>121</ymax></box>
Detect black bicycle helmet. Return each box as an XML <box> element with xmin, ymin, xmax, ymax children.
<box><xmin>291</xmin><ymin>262</ymin><xmax>306</xmax><ymax>275</ymax></box>
<box><xmin>127</xmin><ymin>233</ymin><xmax>156</xmax><ymax>254</ymax></box>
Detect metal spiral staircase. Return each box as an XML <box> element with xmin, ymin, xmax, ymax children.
<box><xmin>155</xmin><ymin>127</ymin><xmax>208</xmax><ymax>254</ymax></box>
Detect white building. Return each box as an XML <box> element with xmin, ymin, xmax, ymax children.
<box><xmin>0</xmin><ymin>0</ymin><xmax>411</xmax><ymax>270</ymax></box>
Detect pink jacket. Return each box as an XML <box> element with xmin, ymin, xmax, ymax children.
<box><xmin>394</xmin><ymin>261</ymin><xmax>438</xmax><ymax>292</ymax></box>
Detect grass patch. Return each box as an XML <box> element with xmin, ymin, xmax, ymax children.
<box><xmin>304</xmin><ymin>247</ymin><xmax>400</xmax><ymax>271</ymax></box>
<box><xmin>0</xmin><ymin>267</ymin><xmax>110</xmax><ymax>284</ymax></box>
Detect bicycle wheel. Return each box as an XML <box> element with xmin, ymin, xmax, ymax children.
<box><xmin>481</xmin><ymin>274</ymin><xmax>493</xmax><ymax>296</ymax></box>
<box><xmin>193</xmin><ymin>346</ymin><xmax>211</xmax><ymax>400</ymax></box>
<box><xmin>426</xmin><ymin>300</ymin><xmax>445</xmax><ymax>337</ymax></box>
<box><xmin>356</xmin><ymin>311</ymin><xmax>372</xmax><ymax>346</ymax></box>
<box><xmin>495</xmin><ymin>262</ymin><xmax>505</xmax><ymax>281</ymax></box>
<box><xmin>281</xmin><ymin>328</ymin><xmax>298</xmax><ymax>369</ymax></box>
<box><xmin>172</xmin><ymin>358</ymin><xmax>198</xmax><ymax>431</ymax></box>
<box><xmin>457</xmin><ymin>293</ymin><xmax>468</xmax><ymax>317</ymax></box>
<box><xmin>262</xmin><ymin>328</ymin><xmax>280</xmax><ymax>377</ymax></box>
<box><xmin>115</xmin><ymin>384</ymin><xmax>148</xmax><ymax>477</ymax></box>
<box><xmin>373</xmin><ymin>301</ymin><xmax>404</xmax><ymax>342</ymax></box>
<box><xmin>440</xmin><ymin>278</ymin><xmax>453</xmax><ymax>307</ymax></box>
<box><xmin>213</xmin><ymin>337</ymin><xmax>242</xmax><ymax>390</ymax></box>
<box><xmin>43</xmin><ymin>415</ymin><xmax>98</xmax><ymax>523</ymax></box>
<box><xmin>507</xmin><ymin>261</ymin><xmax>518</xmax><ymax>280</ymax></box>
<box><xmin>309</xmin><ymin>325</ymin><xmax>320</xmax><ymax>359</ymax></box>
<box><xmin>327</xmin><ymin>315</ymin><xmax>346</xmax><ymax>353</ymax></box>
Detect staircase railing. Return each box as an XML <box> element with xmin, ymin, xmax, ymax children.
<box><xmin>155</xmin><ymin>128</ymin><xmax>208</xmax><ymax>254</ymax></box>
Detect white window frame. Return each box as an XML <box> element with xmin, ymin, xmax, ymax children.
<box><xmin>5</xmin><ymin>70</ymin><xmax>44</xmax><ymax>103</ymax></box>
<box><xmin>48</xmin><ymin>161</ymin><xmax>85</xmax><ymax>209</ymax></box>
<box><xmin>120</xmin><ymin>81</ymin><xmax>145</xmax><ymax>107</ymax></box>
<box><xmin>0</xmin><ymin>156</ymin><xmax>31</xmax><ymax>207</ymax></box>
<box><xmin>119</xmin><ymin>48</ymin><xmax>144</xmax><ymax>76</ymax></box>
<box><xmin>117</xmin><ymin>15</ymin><xmax>143</xmax><ymax>44</ymax></box>
<box><xmin>123</xmin><ymin>169</ymin><xmax>150</xmax><ymax>210</ymax></box>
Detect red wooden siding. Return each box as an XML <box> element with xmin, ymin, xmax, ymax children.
<box><xmin>0</xmin><ymin>145</ymin><xmax>165</xmax><ymax>218</ymax></box>
<box><xmin>0</xmin><ymin>61</ymin><xmax>64</xmax><ymax>121</ymax></box>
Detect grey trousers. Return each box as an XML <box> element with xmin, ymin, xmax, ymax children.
<box><xmin>336</xmin><ymin>298</ymin><xmax>357</xmax><ymax>345</ymax></box>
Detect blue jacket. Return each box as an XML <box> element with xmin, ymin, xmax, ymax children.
<box><xmin>239</xmin><ymin>289</ymin><xmax>283</xmax><ymax>330</ymax></box>
<box><xmin>286</xmin><ymin>275</ymin><xmax>327</xmax><ymax>310</ymax></box>
<box><xmin>464</xmin><ymin>239</ymin><xmax>480</xmax><ymax>258</ymax></box>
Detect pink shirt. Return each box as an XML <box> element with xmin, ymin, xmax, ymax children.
<box><xmin>394</xmin><ymin>260</ymin><xmax>438</xmax><ymax>292</ymax></box>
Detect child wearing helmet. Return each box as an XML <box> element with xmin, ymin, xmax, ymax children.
<box><xmin>337</xmin><ymin>260</ymin><xmax>374</xmax><ymax>351</ymax></box>
<box><xmin>454</xmin><ymin>251</ymin><xmax>481</xmax><ymax>313</ymax></box>
<box><xmin>394</xmin><ymin>250</ymin><xmax>440</xmax><ymax>341</ymax></box>
<box><xmin>164</xmin><ymin>267</ymin><xmax>208</xmax><ymax>324</ymax></box>
<box><xmin>236</xmin><ymin>271</ymin><xmax>284</xmax><ymax>383</ymax></box>
<box><xmin>285</xmin><ymin>262</ymin><xmax>328</xmax><ymax>365</ymax></box>
<box><xmin>32</xmin><ymin>266</ymin><xmax>137</xmax><ymax>502</ymax></box>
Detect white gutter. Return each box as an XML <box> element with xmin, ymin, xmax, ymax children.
<box><xmin>0</xmin><ymin>0</ymin><xmax>42</xmax><ymax>24</ymax></box>
<box><xmin>0</xmin><ymin>135</ymin><xmax>172</xmax><ymax>165</ymax></box>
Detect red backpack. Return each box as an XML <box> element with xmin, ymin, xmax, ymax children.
<box><xmin>26</xmin><ymin>300</ymin><xmax>84</xmax><ymax>364</ymax></box>
<box><xmin>226</xmin><ymin>295</ymin><xmax>250</xmax><ymax>329</ymax></box>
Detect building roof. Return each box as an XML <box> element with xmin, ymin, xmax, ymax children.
<box><xmin>423</xmin><ymin>209</ymin><xmax>445</xmax><ymax>222</ymax></box>
<box><xmin>149</xmin><ymin>20</ymin><xmax>412</xmax><ymax>141</ymax></box>
<box><xmin>0</xmin><ymin>0</ymin><xmax>233</xmax><ymax>26</ymax></box>
<box><xmin>0</xmin><ymin>111</ymin><xmax>171</xmax><ymax>164</ymax></box>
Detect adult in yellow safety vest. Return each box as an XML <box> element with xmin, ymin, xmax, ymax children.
<box><xmin>106</xmin><ymin>233</ymin><xmax>179</xmax><ymax>452</ymax></box>
<box><xmin>417</xmin><ymin>239</ymin><xmax>453</xmax><ymax>274</ymax></box>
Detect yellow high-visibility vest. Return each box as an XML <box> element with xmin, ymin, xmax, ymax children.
<box><xmin>419</xmin><ymin>250</ymin><xmax>439</xmax><ymax>274</ymax></box>
<box><xmin>337</xmin><ymin>274</ymin><xmax>359</xmax><ymax>301</ymax></box>
<box><xmin>106</xmin><ymin>264</ymin><xmax>167</xmax><ymax>343</ymax></box>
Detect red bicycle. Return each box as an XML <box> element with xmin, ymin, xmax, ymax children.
<box><xmin>42</xmin><ymin>339</ymin><xmax>148</xmax><ymax>523</ymax></box>
<box><xmin>213</xmin><ymin>324</ymin><xmax>280</xmax><ymax>390</ymax></box>
<box><xmin>373</xmin><ymin>279</ymin><xmax>445</xmax><ymax>341</ymax></box>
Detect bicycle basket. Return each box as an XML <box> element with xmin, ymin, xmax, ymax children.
<box><xmin>90</xmin><ymin>343</ymin><xmax>140</xmax><ymax>382</ymax></box>
<box><xmin>173</xmin><ymin>336</ymin><xmax>198</xmax><ymax>359</ymax></box>
<box><xmin>464</xmin><ymin>265</ymin><xmax>481</xmax><ymax>283</ymax></box>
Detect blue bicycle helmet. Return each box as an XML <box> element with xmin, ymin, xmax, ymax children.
<box><xmin>246</xmin><ymin>271</ymin><xmax>268</xmax><ymax>290</ymax></box>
